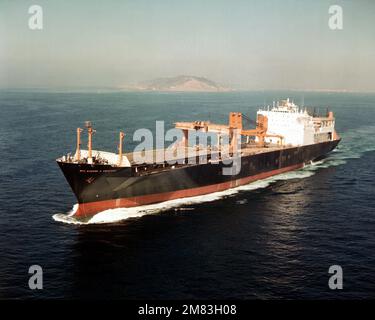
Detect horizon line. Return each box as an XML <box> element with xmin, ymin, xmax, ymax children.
<box><xmin>1</xmin><ymin>86</ymin><xmax>375</xmax><ymax>94</ymax></box>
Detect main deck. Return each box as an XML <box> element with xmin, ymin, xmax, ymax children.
<box><xmin>57</xmin><ymin>143</ymin><xmax>289</xmax><ymax>169</ymax></box>
<box><xmin>125</xmin><ymin>144</ymin><xmax>286</xmax><ymax>164</ymax></box>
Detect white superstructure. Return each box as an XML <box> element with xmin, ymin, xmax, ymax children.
<box><xmin>257</xmin><ymin>98</ymin><xmax>336</xmax><ymax>146</ymax></box>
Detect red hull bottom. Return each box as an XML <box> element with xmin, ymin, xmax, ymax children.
<box><xmin>74</xmin><ymin>163</ymin><xmax>303</xmax><ymax>219</ymax></box>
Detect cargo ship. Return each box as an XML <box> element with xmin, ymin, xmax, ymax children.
<box><xmin>57</xmin><ymin>99</ymin><xmax>340</xmax><ymax>220</ymax></box>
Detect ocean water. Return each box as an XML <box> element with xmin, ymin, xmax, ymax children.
<box><xmin>0</xmin><ymin>90</ymin><xmax>374</xmax><ymax>299</ymax></box>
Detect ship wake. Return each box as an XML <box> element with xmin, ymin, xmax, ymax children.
<box><xmin>53</xmin><ymin>125</ymin><xmax>375</xmax><ymax>225</ymax></box>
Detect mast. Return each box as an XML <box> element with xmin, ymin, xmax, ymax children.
<box><xmin>85</xmin><ymin>121</ymin><xmax>95</xmax><ymax>164</ymax></box>
<box><xmin>75</xmin><ymin>127</ymin><xmax>83</xmax><ymax>161</ymax></box>
<box><xmin>118</xmin><ymin>131</ymin><xmax>125</xmax><ymax>166</ymax></box>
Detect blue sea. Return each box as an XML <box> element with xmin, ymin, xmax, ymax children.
<box><xmin>0</xmin><ymin>90</ymin><xmax>374</xmax><ymax>299</ymax></box>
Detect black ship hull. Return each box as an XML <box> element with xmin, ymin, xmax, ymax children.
<box><xmin>57</xmin><ymin>139</ymin><xmax>340</xmax><ymax>218</ymax></box>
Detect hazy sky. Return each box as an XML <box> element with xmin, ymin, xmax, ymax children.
<box><xmin>0</xmin><ymin>0</ymin><xmax>374</xmax><ymax>91</ymax></box>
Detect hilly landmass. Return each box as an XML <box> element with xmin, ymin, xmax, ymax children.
<box><xmin>123</xmin><ymin>75</ymin><xmax>232</xmax><ymax>92</ymax></box>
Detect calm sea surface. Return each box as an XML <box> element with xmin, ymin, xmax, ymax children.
<box><xmin>0</xmin><ymin>90</ymin><xmax>374</xmax><ymax>299</ymax></box>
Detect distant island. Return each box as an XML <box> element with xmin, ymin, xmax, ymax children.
<box><xmin>121</xmin><ymin>75</ymin><xmax>232</xmax><ymax>92</ymax></box>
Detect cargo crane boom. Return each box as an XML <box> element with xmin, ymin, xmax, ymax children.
<box><xmin>174</xmin><ymin>112</ymin><xmax>283</xmax><ymax>149</ymax></box>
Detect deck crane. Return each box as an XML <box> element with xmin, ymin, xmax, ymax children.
<box><xmin>174</xmin><ymin>112</ymin><xmax>284</xmax><ymax>152</ymax></box>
